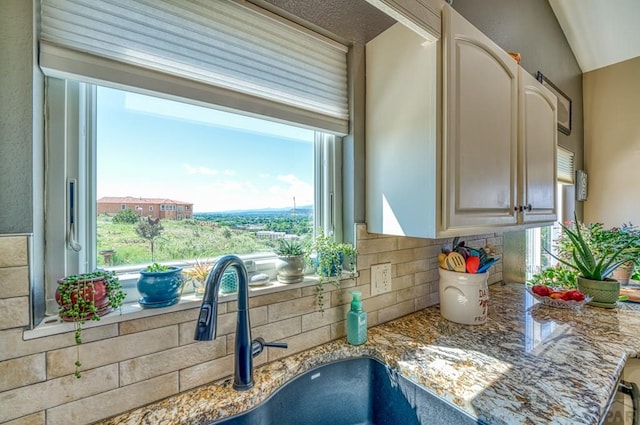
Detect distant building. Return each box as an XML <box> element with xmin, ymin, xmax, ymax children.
<box><xmin>97</xmin><ymin>196</ymin><xmax>193</xmax><ymax>220</ymax></box>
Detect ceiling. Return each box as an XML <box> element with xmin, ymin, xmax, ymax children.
<box><xmin>549</xmin><ymin>0</ymin><xmax>640</xmax><ymax>73</ymax></box>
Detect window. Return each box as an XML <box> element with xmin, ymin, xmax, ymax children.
<box><xmin>45</xmin><ymin>80</ymin><xmax>341</xmax><ymax>309</ymax></box>
<box><xmin>526</xmin><ymin>184</ymin><xmax>576</xmax><ymax>280</ymax></box>
<box><xmin>121</xmin><ymin>204</ymin><xmax>126</xmax><ymax>210</ymax></box>
<box><xmin>39</xmin><ymin>0</ymin><xmax>349</xmax><ymax>316</ymax></box>
<box><xmin>149</xmin><ymin>206</ymin><xmax>153</xmax><ymax>212</ymax></box>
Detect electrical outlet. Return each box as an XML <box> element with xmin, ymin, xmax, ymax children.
<box><xmin>371</xmin><ymin>263</ymin><xmax>392</xmax><ymax>296</ymax></box>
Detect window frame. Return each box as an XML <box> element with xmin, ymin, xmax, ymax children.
<box><xmin>44</xmin><ymin>78</ymin><xmax>342</xmax><ymax>314</ymax></box>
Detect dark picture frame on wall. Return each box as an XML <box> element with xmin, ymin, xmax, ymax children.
<box><xmin>536</xmin><ymin>71</ymin><xmax>572</xmax><ymax>135</ymax></box>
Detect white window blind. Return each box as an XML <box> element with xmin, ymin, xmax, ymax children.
<box><xmin>557</xmin><ymin>146</ymin><xmax>575</xmax><ymax>184</ymax></box>
<box><xmin>39</xmin><ymin>0</ymin><xmax>349</xmax><ymax>134</ymax></box>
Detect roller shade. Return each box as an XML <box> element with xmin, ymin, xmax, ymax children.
<box><xmin>39</xmin><ymin>0</ymin><xmax>349</xmax><ymax>134</ymax></box>
<box><xmin>557</xmin><ymin>146</ymin><xmax>575</xmax><ymax>184</ymax></box>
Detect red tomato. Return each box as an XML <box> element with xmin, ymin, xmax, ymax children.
<box><xmin>532</xmin><ymin>285</ymin><xmax>551</xmax><ymax>297</ymax></box>
<box><xmin>570</xmin><ymin>291</ymin><xmax>585</xmax><ymax>301</ymax></box>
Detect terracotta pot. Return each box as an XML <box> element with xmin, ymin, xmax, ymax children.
<box><xmin>55</xmin><ymin>275</ymin><xmax>111</xmax><ymax>321</ymax></box>
<box><xmin>612</xmin><ymin>262</ymin><xmax>634</xmax><ymax>285</ymax></box>
<box><xmin>577</xmin><ymin>276</ymin><xmax>620</xmax><ymax>308</ymax></box>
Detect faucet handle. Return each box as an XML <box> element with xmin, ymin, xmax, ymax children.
<box><xmin>251</xmin><ymin>337</ymin><xmax>288</xmax><ymax>357</ymax></box>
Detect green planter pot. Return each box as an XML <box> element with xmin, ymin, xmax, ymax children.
<box><xmin>577</xmin><ymin>276</ymin><xmax>620</xmax><ymax>308</ymax></box>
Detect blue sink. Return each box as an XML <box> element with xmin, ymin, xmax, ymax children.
<box><xmin>210</xmin><ymin>357</ymin><xmax>480</xmax><ymax>425</ymax></box>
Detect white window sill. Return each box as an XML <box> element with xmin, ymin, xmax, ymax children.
<box><xmin>24</xmin><ymin>272</ymin><xmax>356</xmax><ymax>340</ymax></box>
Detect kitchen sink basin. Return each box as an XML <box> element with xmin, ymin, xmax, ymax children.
<box><xmin>210</xmin><ymin>357</ymin><xmax>480</xmax><ymax>425</ymax></box>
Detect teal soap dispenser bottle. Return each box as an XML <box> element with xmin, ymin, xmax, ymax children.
<box><xmin>346</xmin><ymin>290</ymin><xmax>367</xmax><ymax>345</ymax></box>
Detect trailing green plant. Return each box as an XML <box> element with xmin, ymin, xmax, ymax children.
<box><xmin>308</xmin><ymin>230</ymin><xmax>357</xmax><ymax>312</ymax></box>
<box><xmin>274</xmin><ymin>238</ymin><xmax>305</xmax><ymax>257</ymax></box>
<box><xmin>548</xmin><ymin>215</ymin><xmax>640</xmax><ymax>281</ymax></box>
<box><xmin>56</xmin><ymin>270</ymin><xmax>125</xmax><ymax>378</ymax></box>
<box><xmin>528</xmin><ymin>265</ymin><xmax>578</xmax><ymax>289</ymax></box>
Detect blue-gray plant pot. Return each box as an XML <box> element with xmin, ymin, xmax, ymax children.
<box><xmin>137</xmin><ymin>266</ymin><xmax>184</xmax><ymax>308</ymax></box>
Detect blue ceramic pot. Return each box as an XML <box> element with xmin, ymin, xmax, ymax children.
<box><xmin>137</xmin><ymin>266</ymin><xmax>184</xmax><ymax>308</ymax></box>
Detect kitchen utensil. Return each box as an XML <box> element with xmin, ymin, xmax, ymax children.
<box><xmin>438</xmin><ymin>252</ymin><xmax>448</xmax><ymax>269</ymax></box>
<box><xmin>477</xmin><ymin>258</ymin><xmax>499</xmax><ymax>273</ymax></box>
<box><xmin>445</xmin><ymin>252</ymin><xmax>466</xmax><ymax>272</ymax></box>
<box><xmin>466</xmin><ymin>256</ymin><xmax>480</xmax><ymax>273</ymax></box>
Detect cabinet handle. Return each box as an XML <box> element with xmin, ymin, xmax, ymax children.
<box><xmin>526</xmin><ymin>204</ymin><xmax>532</xmax><ymax>212</ymax></box>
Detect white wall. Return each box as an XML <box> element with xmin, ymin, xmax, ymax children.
<box><xmin>583</xmin><ymin>56</ymin><xmax>640</xmax><ymax>227</ymax></box>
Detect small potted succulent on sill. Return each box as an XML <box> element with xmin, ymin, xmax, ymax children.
<box><xmin>548</xmin><ymin>216</ymin><xmax>640</xmax><ymax>308</ymax></box>
<box><xmin>56</xmin><ymin>270</ymin><xmax>125</xmax><ymax>378</ymax></box>
<box><xmin>274</xmin><ymin>238</ymin><xmax>307</xmax><ymax>284</ymax></box>
<box><xmin>136</xmin><ymin>262</ymin><xmax>184</xmax><ymax>308</ymax></box>
<box><xmin>308</xmin><ymin>230</ymin><xmax>357</xmax><ymax>312</ymax></box>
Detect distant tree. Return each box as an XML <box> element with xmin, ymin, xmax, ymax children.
<box><xmin>112</xmin><ymin>208</ymin><xmax>139</xmax><ymax>224</ymax></box>
<box><xmin>135</xmin><ymin>217</ymin><xmax>164</xmax><ymax>261</ymax></box>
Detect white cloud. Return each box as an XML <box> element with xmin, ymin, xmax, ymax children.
<box><xmin>184</xmin><ymin>164</ymin><xmax>218</xmax><ymax>176</ymax></box>
<box><xmin>224</xmin><ymin>169</ymin><xmax>236</xmax><ymax>176</ymax></box>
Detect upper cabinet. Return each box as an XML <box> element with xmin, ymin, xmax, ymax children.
<box><xmin>365</xmin><ymin>5</ymin><xmax>557</xmax><ymax>239</ymax></box>
<box><xmin>518</xmin><ymin>68</ymin><xmax>558</xmax><ymax>224</ymax></box>
<box><xmin>442</xmin><ymin>4</ymin><xmax>519</xmax><ymax>230</ymax></box>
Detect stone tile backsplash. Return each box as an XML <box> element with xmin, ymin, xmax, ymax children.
<box><xmin>0</xmin><ymin>226</ymin><xmax>503</xmax><ymax>424</ymax></box>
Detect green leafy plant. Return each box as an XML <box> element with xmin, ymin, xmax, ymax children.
<box><xmin>274</xmin><ymin>238</ymin><xmax>305</xmax><ymax>257</ymax></box>
<box><xmin>548</xmin><ymin>216</ymin><xmax>640</xmax><ymax>281</ymax></box>
<box><xmin>144</xmin><ymin>262</ymin><xmax>172</xmax><ymax>272</ymax></box>
<box><xmin>56</xmin><ymin>270</ymin><xmax>125</xmax><ymax>378</ymax></box>
<box><xmin>528</xmin><ymin>265</ymin><xmax>578</xmax><ymax>289</ymax></box>
<box><xmin>308</xmin><ymin>230</ymin><xmax>357</xmax><ymax>312</ymax></box>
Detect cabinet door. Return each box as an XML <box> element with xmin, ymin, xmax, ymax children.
<box><xmin>442</xmin><ymin>5</ymin><xmax>518</xmax><ymax>229</ymax></box>
<box><xmin>519</xmin><ymin>69</ymin><xmax>558</xmax><ymax>223</ymax></box>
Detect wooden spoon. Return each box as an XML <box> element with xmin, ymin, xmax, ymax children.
<box><xmin>445</xmin><ymin>252</ymin><xmax>466</xmax><ymax>272</ymax></box>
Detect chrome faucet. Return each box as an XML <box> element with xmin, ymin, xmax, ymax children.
<box><xmin>194</xmin><ymin>254</ymin><xmax>287</xmax><ymax>390</ymax></box>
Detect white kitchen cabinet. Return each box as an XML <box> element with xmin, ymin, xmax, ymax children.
<box><xmin>366</xmin><ymin>5</ymin><xmax>556</xmax><ymax>238</ymax></box>
<box><xmin>367</xmin><ymin>6</ymin><xmax>516</xmax><ymax>238</ymax></box>
<box><xmin>518</xmin><ymin>68</ymin><xmax>558</xmax><ymax>224</ymax></box>
<box><xmin>441</xmin><ymin>4</ymin><xmax>519</xmax><ymax>231</ymax></box>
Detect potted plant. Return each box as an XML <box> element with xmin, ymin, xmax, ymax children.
<box><xmin>308</xmin><ymin>230</ymin><xmax>357</xmax><ymax>312</ymax></box>
<box><xmin>548</xmin><ymin>217</ymin><xmax>640</xmax><ymax>308</ymax></box>
<box><xmin>183</xmin><ymin>258</ymin><xmax>212</xmax><ymax>297</ymax></box>
<box><xmin>556</xmin><ymin>221</ymin><xmax>640</xmax><ymax>285</ymax></box>
<box><xmin>136</xmin><ymin>262</ymin><xmax>184</xmax><ymax>308</ymax></box>
<box><xmin>591</xmin><ymin>223</ymin><xmax>640</xmax><ymax>285</ymax></box>
<box><xmin>274</xmin><ymin>238</ymin><xmax>307</xmax><ymax>284</ymax></box>
<box><xmin>56</xmin><ymin>270</ymin><xmax>125</xmax><ymax>378</ymax></box>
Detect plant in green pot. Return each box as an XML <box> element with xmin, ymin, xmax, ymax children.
<box><xmin>56</xmin><ymin>270</ymin><xmax>125</xmax><ymax>378</ymax></box>
<box><xmin>308</xmin><ymin>230</ymin><xmax>357</xmax><ymax>312</ymax></box>
<box><xmin>274</xmin><ymin>238</ymin><xmax>307</xmax><ymax>284</ymax></box>
<box><xmin>548</xmin><ymin>217</ymin><xmax>640</xmax><ymax>308</ymax></box>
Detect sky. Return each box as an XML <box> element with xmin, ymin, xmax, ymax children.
<box><xmin>96</xmin><ymin>86</ymin><xmax>314</xmax><ymax>213</ymax></box>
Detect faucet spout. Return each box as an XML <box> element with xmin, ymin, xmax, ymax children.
<box><xmin>194</xmin><ymin>254</ymin><xmax>254</xmax><ymax>390</ymax></box>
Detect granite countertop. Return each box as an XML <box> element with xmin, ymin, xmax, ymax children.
<box><xmin>98</xmin><ymin>283</ymin><xmax>640</xmax><ymax>425</ymax></box>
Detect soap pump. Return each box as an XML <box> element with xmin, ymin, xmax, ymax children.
<box><xmin>346</xmin><ymin>290</ymin><xmax>367</xmax><ymax>345</ymax></box>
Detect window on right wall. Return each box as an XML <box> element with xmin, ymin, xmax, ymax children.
<box><xmin>526</xmin><ymin>147</ymin><xmax>576</xmax><ymax>280</ymax></box>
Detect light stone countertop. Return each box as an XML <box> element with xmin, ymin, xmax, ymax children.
<box><xmin>96</xmin><ymin>283</ymin><xmax>640</xmax><ymax>425</ymax></box>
